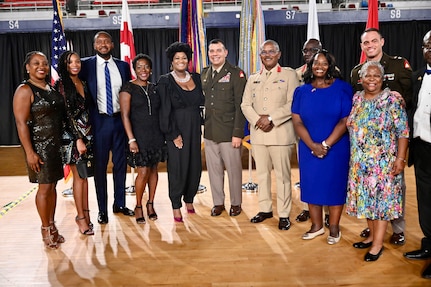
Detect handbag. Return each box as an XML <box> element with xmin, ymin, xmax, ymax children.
<box><xmin>76</xmin><ymin>154</ymin><xmax>94</xmax><ymax>179</ymax></box>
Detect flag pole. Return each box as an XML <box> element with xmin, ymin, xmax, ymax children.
<box><xmin>180</xmin><ymin>0</ymin><xmax>208</xmax><ymax>193</ymax></box>
<box><xmin>51</xmin><ymin>0</ymin><xmax>73</xmax><ymax>196</ymax></box>
<box><xmin>120</xmin><ymin>0</ymin><xmax>137</xmax><ymax>195</ymax></box>
<box><xmin>238</xmin><ymin>0</ymin><xmax>265</xmax><ymax>193</ymax></box>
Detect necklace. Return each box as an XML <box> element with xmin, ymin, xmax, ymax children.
<box><xmin>171</xmin><ymin>70</ymin><xmax>191</xmax><ymax>83</ymax></box>
<box><xmin>139</xmin><ymin>84</ymin><xmax>152</xmax><ymax>115</ymax></box>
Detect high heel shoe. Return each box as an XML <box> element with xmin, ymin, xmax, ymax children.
<box><xmin>75</xmin><ymin>216</ymin><xmax>94</xmax><ymax>235</ymax></box>
<box><xmin>173</xmin><ymin>209</ymin><xmax>183</xmax><ymax>223</ymax></box>
<box><xmin>135</xmin><ymin>206</ymin><xmax>146</xmax><ymax>224</ymax></box>
<box><xmin>41</xmin><ymin>226</ymin><xmax>58</xmax><ymax>250</ymax></box>
<box><xmin>84</xmin><ymin>209</ymin><xmax>93</xmax><ymax>229</ymax></box>
<box><xmin>146</xmin><ymin>201</ymin><xmax>158</xmax><ymax>221</ymax></box>
<box><xmin>364</xmin><ymin>247</ymin><xmax>384</xmax><ymax>262</ymax></box>
<box><xmin>186</xmin><ymin>203</ymin><xmax>195</xmax><ymax>214</ymax></box>
<box><xmin>174</xmin><ymin>217</ymin><xmax>183</xmax><ymax>223</ymax></box>
<box><xmin>50</xmin><ymin>221</ymin><xmax>65</xmax><ymax>244</ymax></box>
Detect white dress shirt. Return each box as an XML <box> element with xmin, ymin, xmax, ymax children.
<box><xmin>413</xmin><ymin>64</ymin><xmax>431</xmax><ymax>143</ymax></box>
<box><xmin>96</xmin><ymin>55</ymin><xmax>122</xmax><ymax>114</ymax></box>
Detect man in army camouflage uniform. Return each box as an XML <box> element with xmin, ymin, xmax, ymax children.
<box><xmin>350</xmin><ymin>27</ymin><xmax>412</xmax><ymax>246</ymax></box>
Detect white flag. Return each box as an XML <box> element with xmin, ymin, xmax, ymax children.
<box><xmin>307</xmin><ymin>0</ymin><xmax>320</xmax><ymax>40</ymax></box>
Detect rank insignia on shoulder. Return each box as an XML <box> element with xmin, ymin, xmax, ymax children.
<box><xmin>404</xmin><ymin>60</ymin><xmax>411</xmax><ymax>69</ymax></box>
<box><xmin>239</xmin><ymin>71</ymin><xmax>245</xmax><ymax>78</ymax></box>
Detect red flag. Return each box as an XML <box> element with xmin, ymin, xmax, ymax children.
<box><xmin>63</xmin><ymin>164</ymin><xmax>73</xmax><ymax>183</ymax></box>
<box><xmin>360</xmin><ymin>0</ymin><xmax>379</xmax><ymax>63</ymax></box>
<box><xmin>120</xmin><ymin>0</ymin><xmax>136</xmax><ymax>78</ymax></box>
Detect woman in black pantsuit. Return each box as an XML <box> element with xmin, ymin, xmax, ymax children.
<box><xmin>157</xmin><ymin>42</ymin><xmax>204</xmax><ymax>222</ymax></box>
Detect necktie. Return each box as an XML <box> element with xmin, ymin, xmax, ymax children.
<box><xmin>105</xmin><ymin>61</ymin><xmax>113</xmax><ymax>116</ymax></box>
<box><xmin>212</xmin><ymin>70</ymin><xmax>218</xmax><ymax>79</ymax></box>
<box><xmin>425</xmin><ymin>69</ymin><xmax>431</xmax><ymax>75</ymax></box>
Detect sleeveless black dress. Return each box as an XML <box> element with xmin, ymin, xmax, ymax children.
<box><xmin>25</xmin><ymin>82</ymin><xmax>65</xmax><ymax>183</ymax></box>
<box><xmin>120</xmin><ymin>81</ymin><xmax>167</xmax><ymax>167</ymax></box>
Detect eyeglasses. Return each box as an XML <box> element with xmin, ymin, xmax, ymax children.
<box><xmin>302</xmin><ymin>47</ymin><xmax>320</xmax><ymax>54</ymax></box>
<box><xmin>422</xmin><ymin>45</ymin><xmax>431</xmax><ymax>52</ymax></box>
<box><xmin>260</xmin><ymin>50</ymin><xmax>279</xmax><ymax>56</ymax></box>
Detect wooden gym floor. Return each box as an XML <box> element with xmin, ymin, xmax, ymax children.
<box><xmin>0</xmin><ymin>146</ymin><xmax>430</xmax><ymax>286</ymax></box>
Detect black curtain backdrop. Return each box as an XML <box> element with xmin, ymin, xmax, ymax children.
<box><xmin>1</xmin><ymin>21</ymin><xmax>430</xmax><ymax>145</ymax></box>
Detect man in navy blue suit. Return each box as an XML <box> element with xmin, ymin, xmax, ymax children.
<box><xmin>80</xmin><ymin>31</ymin><xmax>133</xmax><ymax>224</ymax></box>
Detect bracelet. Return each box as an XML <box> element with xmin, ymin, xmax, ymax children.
<box><xmin>396</xmin><ymin>157</ymin><xmax>406</xmax><ymax>163</ymax></box>
<box><xmin>128</xmin><ymin>138</ymin><xmax>136</xmax><ymax>144</ymax></box>
<box><xmin>322</xmin><ymin>140</ymin><xmax>331</xmax><ymax>150</ymax></box>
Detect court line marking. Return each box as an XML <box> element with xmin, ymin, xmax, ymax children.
<box><xmin>0</xmin><ymin>186</ymin><xmax>37</xmax><ymax>218</ymax></box>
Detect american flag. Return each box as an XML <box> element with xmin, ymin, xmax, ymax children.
<box><xmin>51</xmin><ymin>0</ymin><xmax>67</xmax><ymax>85</ymax></box>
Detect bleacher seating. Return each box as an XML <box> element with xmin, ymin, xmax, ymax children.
<box><xmin>0</xmin><ymin>0</ymin><xmax>65</xmax><ymax>9</ymax></box>
<box><xmin>0</xmin><ymin>0</ymin><xmax>430</xmax><ymax>15</ymax></box>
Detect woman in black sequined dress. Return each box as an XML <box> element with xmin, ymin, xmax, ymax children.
<box><xmin>55</xmin><ymin>51</ymin><xmax>94</xmax><ymax>235</ymax></box>
<box><xmin>120</xmin><ymin>54</ymin><xmax>167</xmax><ymax>224</ymax></box>
<box><xmin>13</xmin><ymin>51</ymin><xmax>65</xmax><ymax>249</ymax></box>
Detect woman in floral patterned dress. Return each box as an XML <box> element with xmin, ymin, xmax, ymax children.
<box><xmin>346</xmin><ymin>61</ymin><xmax>409</xmax><ymax>262</ymax></box>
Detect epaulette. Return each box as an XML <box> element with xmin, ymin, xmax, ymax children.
<box><xmin>352</xmin><ymin>63</ymin><xmax>363</xmax><ymax>70</ymax></box>
<box><xmin>282</xmin><ymin>67</ymin><xmax>295</xmax><ymax>72</ymax></box>
<box><xmin>389</xmin><ymin>55</ymin><xmax>412</xmax><ymax>69</ymax></box>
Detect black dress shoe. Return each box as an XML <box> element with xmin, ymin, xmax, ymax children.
<box><xmin>250</xmin><ymin>212</ymin><xmax>273</xmax><ymax>223</ymax></box>
<box><xmin>364</xmin><ymin>247</ymin><xmax>384</xmax><ymax>262</ymax></box>
<box><xmin>360</xmin><ymin>227</ymin><xmax>370</xmax><ymax>238</ymax></box>
<box><xmin>97</xmin><ymin>211</ymin><xmax>108</xmax><ymax>224</ymax></box>
<box><xmin>404</xmin><ymin>249</ymin><xmax>431</xmax><ymax>260</ymax></box>
<box><xmin>390</xmin><ymin>232</ymin><xmax>405</xmax><ymax>245</ymax></box>
<box><xmin>295</xmin><ymin>210</ymin><xmax>310</xmax><ymax>222</ymax></box>
<box><xmin>353</xmin><ymin>241</ymin><xmax>373</xmax><ymax>249</ymax></box>
<box><xmin>229</xmin><ymin>205</ymin><xmax>241</xmax><ymax>216</ymax></box>
<box><xmin>278</xmin><ymin>217</ymin><xmax>291</xmax><ymax>230</ymax></box>
<box><xmin>113</xmin><ymin>205</ymin><xmax>135</xmax><ymax>216</ymax></box>
<box><xmin>211</xmin><ymin>205</ymin><xmax>225</xmax><ymax>216</ymax></box>
<box><xmin>422</xmin><ymin>263</ymin><xmax>431</xmax><ymax>279</ymax></box>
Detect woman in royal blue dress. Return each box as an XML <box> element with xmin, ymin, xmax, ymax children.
<box><xmin>292</xmin><ymin>50</ymin><xmax>353</xmax><ymax>244</ymax></box>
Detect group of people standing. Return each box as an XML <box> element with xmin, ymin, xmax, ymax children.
<box><xmin>290</xmin><ymin>28</ymin><xmax>431</xmax><ymax>278</ymax></box>
<box><xmin>13</xmin><ymin>27</ymin><xmax>431</xmax><ymax>279</ymax></box>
